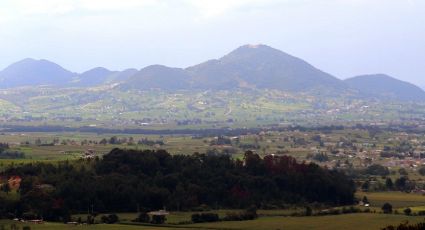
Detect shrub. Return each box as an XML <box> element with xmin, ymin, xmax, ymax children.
<box><xmin>382</xmin><ymin>203</ymin><xmax>393</xmax><ymax>214</ymax></box>
<box><xmin>133</xmin><ymin>212</ymin><xmax>150</xmax><ymax>223</ymax></box>
<box><xmin>223</xmin><ymin>207</ymin><xmax>258</xmax><ymax>221</ymax></box>
<box><xmin>151</xmin><ymin>215</ymin><xmax>166</xmax><ymax>224</ymax></box>
<box><xmin>191</xmin><ymin>213</ymin><xmax>219</xmax><ymax>223</ymax></box>
<box><xmin>100</xmin><ymin>214</ymin><xmax>119</xmax><ymax>224</ymax></box>
<box><xmin>305</xmin><ymin>206</ymin><xmax>312</xmax><ymax>216</ymax></box>
<box><xmin>404</xmin><ymin>208</ymin><xmax>412</xmax><ymax>216</ymax></box>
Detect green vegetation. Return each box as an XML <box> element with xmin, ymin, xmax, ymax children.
<box><xmin>0</xmin><ymin>149</ymin><xmax>354</xmax><ymax>222</ymax></box>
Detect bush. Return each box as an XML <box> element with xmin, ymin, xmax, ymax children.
<box><xmin>151</xmin><ymin>215</ymin><xmax>166</xmax><ymax>224</ymax></box>
<box><xmin>223</xmin><ymin>207</ymin><xmax>258</xmax><ymax>221</ymax></box>
<box><xmin>191</xmin><ymin>213</ymin><xmax>219</xmax><ymax>223</ymax></box>
<box><xmin>101</xmin><ymin>214</ymin><xmax>119</xmax><ymax>224</ymax></box>
<box><xmin>243</xmin><ymin>206</ymin><xmax>258</xmax><ymax>220</ymax></box>
<box><xmin>305</xmin><ymin>206</ymin><xmax>313</xmax><ymax>216</ymax></box>
<box><xmin>382</xmin><ymin>203</ymin><xmax>393</xmax><ymax>214</ymax></box>
<box><xmin>417</xmin><ymin>211</ymin><xmax>425</xmax><ymax>216</ymax></box>
<box><xmin>223</xmin><ymin>212</ymin><xmax>243</xmax><ymax>221</ymax></box>
<box><xmin>404</xmin><ymin>208</ymin><xmax>412</xmax><ymax>216</ymax></box>
<box><xmin>133</xmin><ymin>212</ymin><xmax>150</xmax><ymax>223</ymax></box>
<box><xmin>23</xmin><ymin>227</ymin><xmax>31</xmax><ymax>230</ymax></box>
<box><xmin>382</xmin><ymin>221</ymin><xmax>425</xmax><ymax>230</ymax></box>
<box><xmin>365</xmin><ymin>164</ymin><xmax>390</xmax><ymax>176</ymax></box>
<box><xmin>419</xmin><ymin>167</ymin><xmax>425</xmax><ymax>176</ymax></box>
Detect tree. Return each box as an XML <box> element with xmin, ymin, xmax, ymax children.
<box><xmin>361</xmin><ymin>180</ymin><xmax>370</xmax><ymax>191</ymax></box>
<box><xmin>398</xmin><ymin>168</ymin><xmax>408</xmax><ymax>176</ymax></box>
<box><xmin>151</xmin><ymin>215</ymin><xmax>166</xmax><ymax>224</ymax></box>
<box><xmin>365</xmin><ymin>164</ymin><xmax>389</xmax><ymax>176</ymax></box>
<box><xmin>1</xmin><ymin>183</ymin><xmax>10</xmax><ymax>194</ymax></box>
<box><xmin>101</xmin><ymin>214</ymin><xmax>119</xmax><ymax>224</ymax></box>
<box><xmin>404</xmin><ymin>208</ymin><xmax>412</xmax><ymax>216</ymax></box>
<box><xmin>134</xmin><ymin>212</ymin><xmax>150</xmax><ymax>223</ymax></box>
<box><xmin>418</xmin><ymin>166</ymin><xmax>425</xmax><ymax>176</ymax></box>
<box><xmin>305</xmin><ymin>206</ymin><xmax>313</xmax><ymax>216</ymax></box>
<box><xmin>382</xmin><ymin>203</ymin><xmax>393</xmax><ymax>214</ymax></box>
<box><xmin>385</xmin><ymin>178</ymin><xmax>393</xmax><ymax>190</ymax></box>
<box><xmin>395</xmin><ymin>177</ymin><xmax>408</xmax><ymax>191</ymax></box>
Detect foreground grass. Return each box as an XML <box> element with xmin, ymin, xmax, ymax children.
<box><xmin>357</xmin><ymin>191</ymin><xmax>425</xmax><ymax>208</ymax></box>
<box><xmin>186</xmin><ymin>214</ymin><xmax>425</xmax><ymax>230</ymax></box>
<box><xmin>3</xmin><ymin>213</ymin><xmax>424</xmax><ymax>230</ymax></box>
<box><xmin>0</xmin><ymin>220</ymin><xmax>183</xmax><ymax>230</ymax></box>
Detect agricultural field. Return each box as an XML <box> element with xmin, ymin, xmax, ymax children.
<box><xmin>1</xmin><ymin>213</ymin><xmax>424</xmax><ymax>230</ymax></box>
<box><xmin>2</xmin><ymin>123</ymin><xmax>425</xmax><ymax>171</ymax></box>
<box><xmin>2</xmin><ymin>126</ymin><xmax>425</xmax><ymax>230</ymax></box>
<box><xmin>1</xmin><ymin>87</ymin><xmax>425</xmax><ymax>129</ymax></box>
<box><xmin>357</xmin><ymin>191</ymin><xmax>425</xmax><ymax>209</ymax></box>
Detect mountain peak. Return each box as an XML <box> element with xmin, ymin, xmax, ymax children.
<box><xmin>229</xmin><ymin>44</ymin><xmax>278</xmax><ymax>54</ymax></box>
<box><xmin>0</xmin><ymin>58</ymin><xmax>75</xmax><ymax>88</ymax></box>
<box><xmin>244</xmin><ymin>44</ymin><xmax>267</xmax><ymax>49</ymax></box>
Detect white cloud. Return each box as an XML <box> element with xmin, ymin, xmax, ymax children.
<box><xmin>16</xmin><ymin>0</ymin><xmax>76</xmax><ymax>15</ymax></box>
<box><xmin>78</xmin><ymin>0</ymin><xmax>159</xmax><ymax>11</ymax></box>
<box><xmin>186</xmin><ymin>0</ymin><xmax>281</xmax><ymax>19</ymax></box>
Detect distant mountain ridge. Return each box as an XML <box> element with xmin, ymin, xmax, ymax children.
<box><xmin>345</xmin><ymin>74</ymin><xmax>425</xmax><ymax>101</ymax></box>
<box><xmin>1</xmin><ymin>45</ymin><xmax>424</xmax><ymax>101</ymax></box>
<box><xmin>121</xmin><ymin>44</ymin><xmax>348</xmax><ymax>94</ymax></box>
<box><xmin>0</xmin><ymin>58</ymin><xmax>76</xmax><ymax>88</ymax></box>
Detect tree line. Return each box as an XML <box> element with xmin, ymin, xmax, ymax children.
<box><xmin>1</xmin><ymin>149</ymin><xmax>355</xmax><ymax>222</ymax></box>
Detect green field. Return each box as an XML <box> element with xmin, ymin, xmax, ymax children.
<box><xmin>2</xmin><ymin>213</ymin><xmax>424</xmax><ymax>230</ymax></box>
<box><xmin>357</xmin><ymin>191</ymin><xmax>425</xmax><ymax>209</ymax></box>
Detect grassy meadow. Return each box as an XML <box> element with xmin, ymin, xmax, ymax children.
<box><xmin>1</xmin><ymin>213</ymin><xmax>424</xmax><ymax>230</ymax></box>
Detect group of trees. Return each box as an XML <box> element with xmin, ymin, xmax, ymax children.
<box><xmin>0</xmin><ymin>149</ymin><xmax>355</xmax><ymax>222</ymax></box>
<box><xmin>0</xmin><ymin>143</ymin><xmax>25</xmax><ymax>159</ymax></box>
<box><xmin>360</xmin><ymin>164</ymin><xmax>416</xmax><ymax>192</ymax></box>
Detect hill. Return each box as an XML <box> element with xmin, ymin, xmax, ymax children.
<box><xmin>74</xmin><ymin>67</ymin><xmax>114</xmax><ymax>87</ymax></box>
<box><xmin>0</xmin><ymin>58</ymin><xmax>76</xmax><ymax>88</ymax></box>
<box><xmin>121</xmin><ymin>65</ymin><xmax>192</xmax><ymax>90</ymax></box>
<box><xmin>345</xmin><ymin>74</ymin><xmax>425</xmax><ymax>101</ymax></box>
<box><xmin>186</xmin><ymin>44</ymin><xmax>346</xmax><ymax>92</ymax></box>
<box><xmin>1</xmin><ymin>46</ymin><xmax>424</xmax><ymax>103</ymax></box>
<box><xmin>123</xmin><ymin>44</ymin><xmax>347</xmax><ymax>94</ymax></box>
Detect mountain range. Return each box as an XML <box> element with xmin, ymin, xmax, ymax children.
<box><xmin>1</xmin><ymin>44</ymin><xmax>424</xmax><ymax>101</ymax></box>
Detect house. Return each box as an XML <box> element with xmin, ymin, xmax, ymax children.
<box><xmin>8</xmin><ymin>176</ymin><xmax>22</xmax><ymax>190</ymax></box>
<box><xmin>148</xmin><ymin>210</ymin><xmax>170</xmax><ymax>216</ymax></box>
<box><xmin>28</xmin><ymin>220</ymin><xmax>44</xmax><ymax>224</ymax></box>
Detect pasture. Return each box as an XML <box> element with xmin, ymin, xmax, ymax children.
<box><xmin>2</xmin><ymin>213</ymin><xmax>424</xmax><ymax>230</ymax></box>
<box><xmin>357</xmin><ymin>191</ymin><xmax>425</xmax><ymax>209</ymax></box>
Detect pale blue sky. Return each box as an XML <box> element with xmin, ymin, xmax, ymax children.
<box><xmin>1</xmin><ymin>0</ymin><xmax>424</xmax><ymax>86</ymax></box>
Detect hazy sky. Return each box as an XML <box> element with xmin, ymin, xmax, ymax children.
<box><xmin>1</xmin><ymin>0</ymin><xmax>424</xmax><ymax>86</ymax></box>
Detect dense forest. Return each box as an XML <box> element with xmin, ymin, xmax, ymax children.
<box><xmin>0</xmin><ymin>149</ymin><xmax>355</xmax><ymax>221</ymax></box>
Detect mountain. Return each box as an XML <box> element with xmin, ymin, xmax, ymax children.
<box><xmin>345</xmin><ymin>74</ymin><xmax>425</xmax><ymax>101</ymax></box>
<box><xmin>122</xmin><ymin>65</ymin><xmax>192</xmax><ymax>90</ymax></box>
<box><xmin>106</xmin><ymin>68</ymin><xmax>138</xmax><ymax>83</ymax></box>
<box><xmin>186</xmin><ymin>44</ymin><xmax>346</xmax><ymax>92</ymax></box>
<box><xmin>74</xmin><ymin>67</ymin><xmax>138</xmax><ymax>87</ymax></box>
<box><xmin>2</xmin><ymin>46</ymin><xmax>424</xmax><ymax>102</ymax></box>
<box><xmin>123</xmin><ymin>44</ymin><xmax>347</xmax><ymax>94</ymax></box>
<box><xmin>74</xmin><ymin>67</ymin><xmax>114</xmax><ymax>87</ymax></box>
<box><xmin>0</xmin><ymin>58</ymin><xmax>76</xmax><ymax>88</ymax></box>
